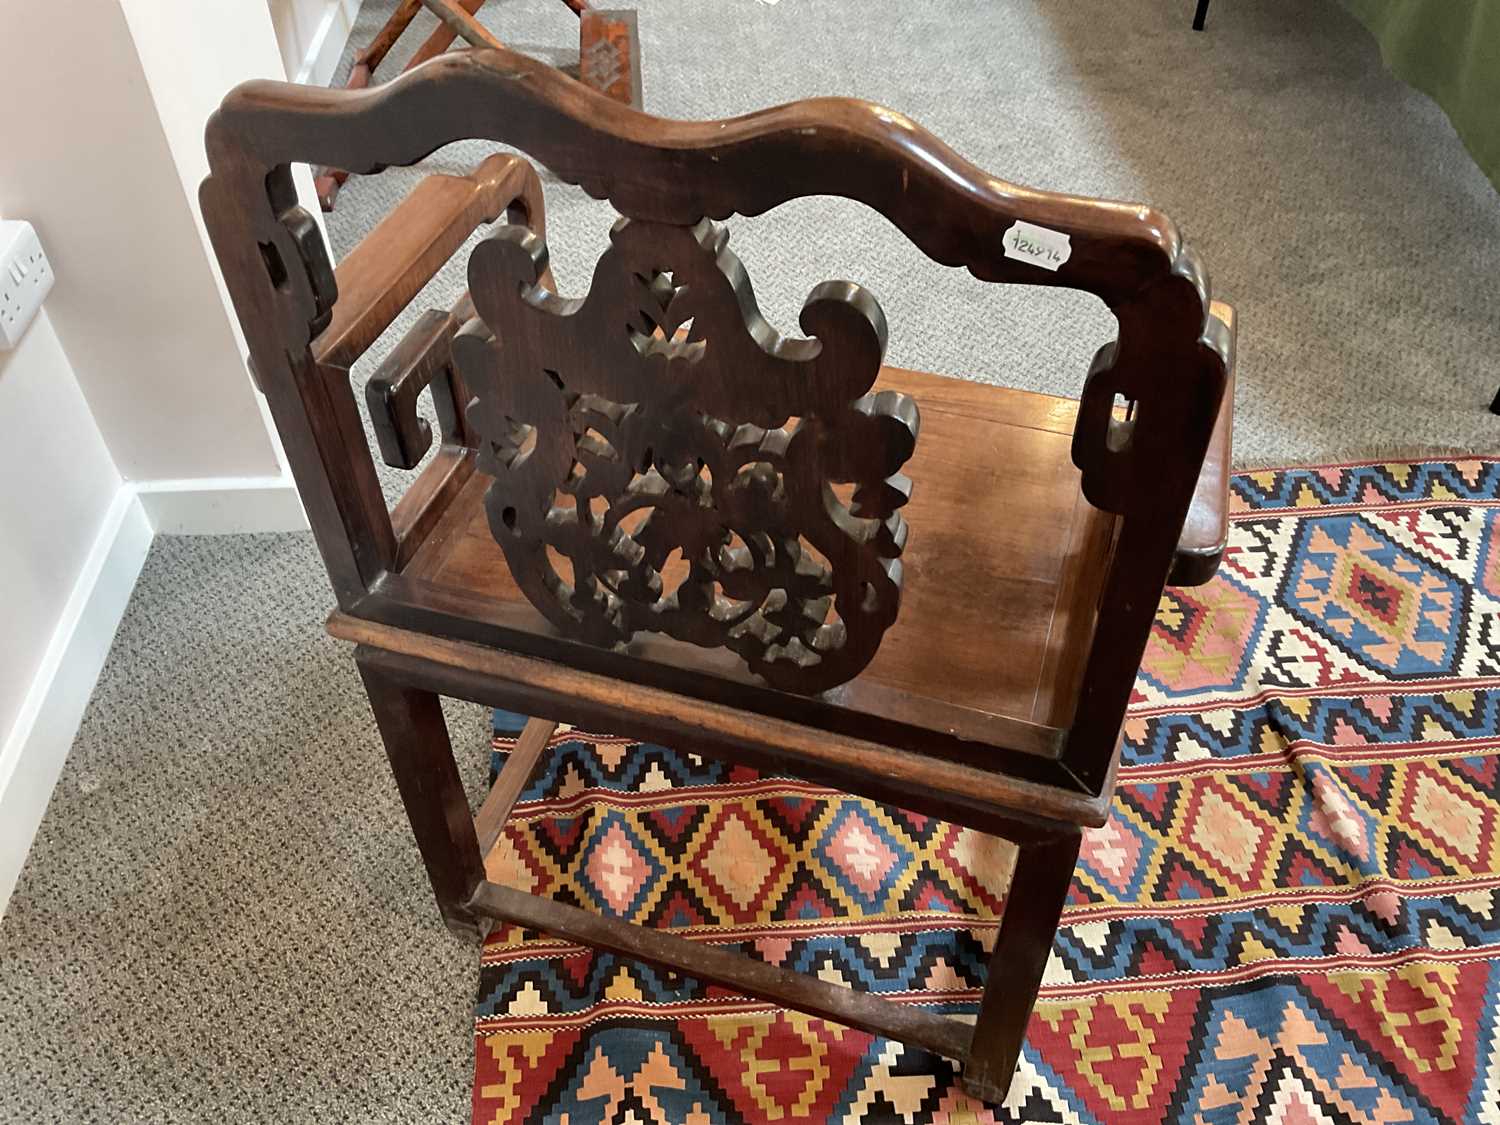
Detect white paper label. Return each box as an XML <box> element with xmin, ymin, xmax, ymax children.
<box><xmin>1002</xmin><ymin>220</ymin><xmax>1072</xmax><ymax>272</ymax></box>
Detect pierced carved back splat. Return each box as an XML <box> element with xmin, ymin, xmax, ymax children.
<box><xmin>455</xmin><ymin>217</ymin><xmax>919</xmax><ymax>693</ymax></box>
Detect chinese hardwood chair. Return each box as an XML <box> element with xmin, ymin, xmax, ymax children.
<box><xmin>202</xmin><ymin>46</ymin><xmax>1235</xmax><ymax>1104</ymax></box>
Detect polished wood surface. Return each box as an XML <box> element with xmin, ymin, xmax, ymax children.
<box><xmin>344</xmin><ymin>633</ymin><xmax>1108</xmax><ymax>834</ymax></box>
<box><xmin>311</xmin><ymin>0</ymin><xmax>600</xmax><ymax>209</ymax></box>
<box><xmin>357</xmin><ymin>656</ymin><xmax>487</xmax><ymax>937</ymax></box>
<box><xmin>1169</xmin><ymin>299</ymin><xmax>1236</xmax><ymax>586</ymax></box>
<box><xmin>419</xmin><ymin>0</ymin><xmax>505</xmax><ymax>51</ymax></box>
<box><xmin>962</xmin><ymin>831</ymin><xmax>1083</xmax><ymax>1100</ymax></box>
<box><xmin>312</xmin><ymin>152</ymin><xmax>544</xmax><ymax>371</ymax></box>
<box><xmin>404</xmin><ymin>366</ymin><xmax>1109</xmax><ymax>729</ymax></box>
<box><xmin>200</xmin><ymin>45</ymin><xmax>1235</xmax><ymax>1104</ymax></box>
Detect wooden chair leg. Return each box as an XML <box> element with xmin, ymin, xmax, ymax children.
<box><xmin>357</xmin><ymin>656</ymin><xmax>487</xmax><ymax>939</ymax></box>
<box><xmin>960</xmin><ymin>830</ymin><xmax>1081</xmax><ymax>1104</ymax></box>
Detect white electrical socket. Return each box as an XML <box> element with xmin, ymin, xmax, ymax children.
<box><xmin>0</xmin><ymin>220</ymin><xmax>55</xmax><ymax>350</ymax></box>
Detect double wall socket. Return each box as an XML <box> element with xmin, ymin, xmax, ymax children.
<box><xmin>0</xmin><ymin>220</ymin><xmax>55</xmax><ymax>350</ymax></box>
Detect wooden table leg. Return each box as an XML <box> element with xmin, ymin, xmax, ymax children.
<box><xmin>960</xmin><ymin>830</ymin><xmax>1081</xmax><ymax>1104</ymax></box>
<box><xmin>357</xmin><ymin>654</ymin><xmax>487</xmax><ymax>939</ymax></box>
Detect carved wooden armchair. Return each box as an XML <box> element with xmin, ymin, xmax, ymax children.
<box><xmin>202</xmin><ymin>47</ymin><xmax>1234</xmax><ymax>1104</ymax></box>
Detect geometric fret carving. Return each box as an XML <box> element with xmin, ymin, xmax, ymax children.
<box><xmin>456</xmin><ymin>217</ymin><xmax>919</xmax><ymax>693</ymax></box>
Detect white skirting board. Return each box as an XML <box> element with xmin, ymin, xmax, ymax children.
<box><xmin>0</xmin><ymin>488</ymin><xmax>152</xmax><ymax>915</ymax></box>
<box><xmin>135</xmin><ymin>475</ymin><xmax>308</xmax><ymax>535</ymax></box>
<box><xmin>0</xmin><ymin>475</ymin><xmax>309</xmax><ymax>916</ymax></box>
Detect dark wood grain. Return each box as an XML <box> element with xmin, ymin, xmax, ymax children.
<box><xmin>343</xmin><ymin>628</ymin><xmax>1101</xmax><ymax>836</ymax></box>
<box><xmin>311</xmin><ymin>152</ymin><xmax>544</xmax><ymax>371</ymax></box>
<box><xmin>367</xmin><ymin>307</ymin><xmax>464</xmax><ymax>470</ymax></box>
<box><xmin>1167</xmin><ymin>300</ymin><xmax>1236</xmax><ymax>587</ymax></box>
<box><xmin>357</xmin><ymin>656</ymin><xmax>486</xmax><ymax>937</ymax></box>
<box><xmin>418</xmin><ymin>0</ymin><xmax>506</xmax><ymax>51</ymax></box>
<box><xmin>309</xmin><ymin>0</ymin><xmax>422</xmax><ymax>208</ymax></box>
<box><xmin>405</xmin><ymin>366</ymin><xmax>1101</xmax><ymax>727</ymax></box>
<box><xmin>960</xmin><ymin>831</ymin><xmax>1081</xmax><ymax>1102</ymax></box>
<box><xmin>389</xmin><ymin>448</ymin><xmax>477</xmax><ymax>570</ymax></box>
<box><xmin>361</xmin><ymin>0</ymin><xmax>426</xmax><ymax>70</ymax></box>
<box><xmin>458</xmin><ymin>216</ymin><xmax>917</xmax><ymax>693</ymax></box>
<box><xmin>311</xmin><ymin>0</ymin><xmax>600</xmax><ymax>209</ymax></box>
<box><xmin>211</xmin><ymin>49</ymin><xmax>1202</xmax><ymax>308</ymax></box>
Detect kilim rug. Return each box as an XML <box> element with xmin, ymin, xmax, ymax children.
<box><xmin>472</xmin><ymin>459</ymin><xmax>1500</xmax><ymax>1123</ymax></box>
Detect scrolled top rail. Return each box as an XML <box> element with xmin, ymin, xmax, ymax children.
<box><xmin>206</xmin><ymin>46</ymin><xmax>1186</xmax><ymax>309</ymax></box>
<box><xmin>198</xmin><ymin>42</ymin><xmax>1233</xmax><ymax>802</ymax></box>
<box><xmin>203</xmin><ymin>43</ymin><xmax>1227</xmax><ymax>532</ymax></box>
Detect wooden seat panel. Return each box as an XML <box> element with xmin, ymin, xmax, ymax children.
<box><xmin>402</xmin><ymin>366</ymin><xmax>1115</xmax><ymax>732</ymax></box>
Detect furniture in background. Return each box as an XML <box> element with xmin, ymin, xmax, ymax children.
<box><xmin>201</xmin><ymin>46</ymin><xmax>1235</xmax><ymax>1103</ymax></box>
<box><xmin>1337</xmin><ymin>0</ymin><xmax>1500</xmax><ymax>414</ymax></box>
<box><xmin>1192</xmin><ymin>1</ymin><xmax>1499</xmax><ymax>197</ymax></box>
<box><xmin>312</xmin><ymin>0</ymin><xmax>641</xmax><ymax>209</ymax></box>
<box><xmin>1341</xmin><ymin>0</ymin><xmax>1500</xmax><ymax>195</ymax></box>
<box><xmin>1194</xmin><ymin>0</ymin><xmax>1499</xmax><ymax>413</ymax></box>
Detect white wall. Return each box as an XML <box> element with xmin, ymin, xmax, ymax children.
<box><xmin>268</xmin><ymin>0</ymin><xmax>360</xmax><ymax>85</ymax></box>
<box><xmin>0</xmin><ymin>0</ymin><xmax>282</xmax><ymax>484</ymax></box>
<box><xmin>0</xmin><ymin>311</ymin><xmax>121</xmax><ymax>736</ymax></box>
<box><xmin>118</xmin><ymin>0</ymin><xmax>336</xmax><ymax>487</ymax></box>
<box><xmin>0</xmin><ymin>305</ymin><xmax>148</xmax><ymax>913</ymax></box>
<box><xmin>0</xmin><ymin>0</ymin><xmax>337</xmax><ymax>914</ymax></box>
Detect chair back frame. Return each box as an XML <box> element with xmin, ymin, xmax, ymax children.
<box><xmin>200</xmin><ymin>47</ymin><xmax>1230</xmax><ymax>805</ymax></box>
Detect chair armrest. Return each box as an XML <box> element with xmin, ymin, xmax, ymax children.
<box><xmin>1167</xmin><ymin>299</ymin><xmax>1236</xmax><ymax>587</ymax></box>
<box><xmin>310</xmin><ymin>151</ymin><xmax>543</xmax><ymax>369</ymax></box>
<box><xmin>366</xmin><ymin>306</ymin><xmax>464</xmax><ymax>469</ymax></box>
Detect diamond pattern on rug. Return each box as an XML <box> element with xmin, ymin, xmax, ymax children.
<box><xmin>688</xmin><ymin>808</ymin><xmax>790</xmax><ymax>924</ymax></box>
<box><xmin>578</xmin><ymin>814</ymin><xmax>664</xmax><ymax>918</ymax></box>
<box><xmin>474</xmin><ymin>459</ymin><xmax>1500</xmax><ymax>1123</ymax></box>
<box><xmin>1282</xmin><ymin>516</ymin><xmax>1468</xmax><ymax>676</ymax></box>
<box><xmin>814</xmin><ymin>806</ymin><xmax>913</xmax><ymax>910</ymax></box>
<box><xmin>1139</xmin><ymin>575</ymin><xmax>1268</xmax><ymax>696</ymax></box>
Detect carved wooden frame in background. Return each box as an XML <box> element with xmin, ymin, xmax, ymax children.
<box><xmin>312</xmin><ymin>0</ymin><xmax>641</xmax><ymax>208</ymax></box>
